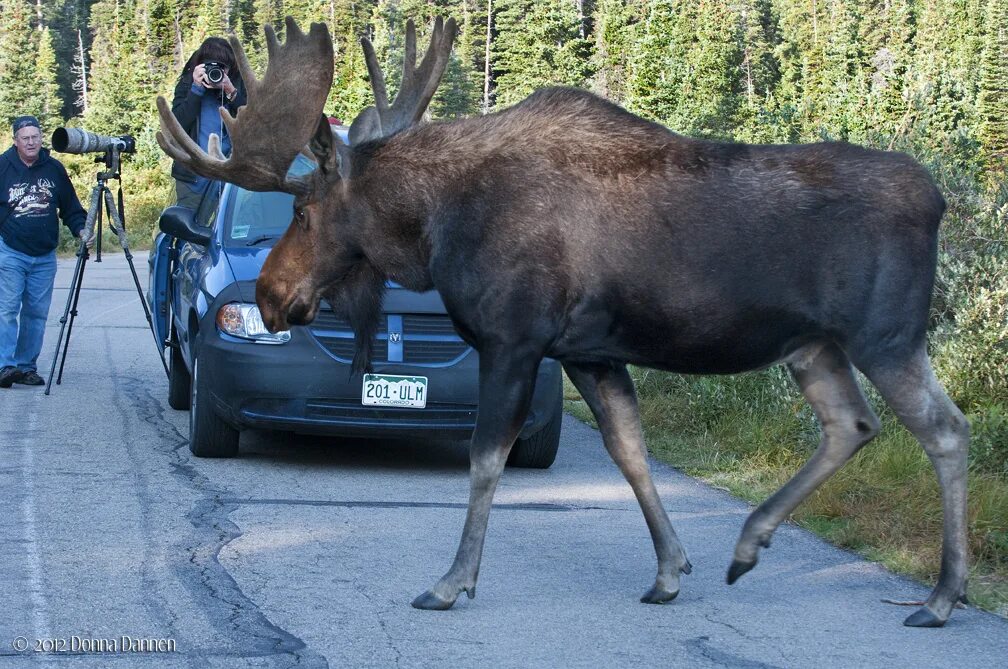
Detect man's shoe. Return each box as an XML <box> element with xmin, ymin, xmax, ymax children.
<box><xmin>17</xmin><ymin>370</ymin><xmax>45</xmax><ymax>386</ymax></box>
<box><xmin>0</xmin><ymin>366</ymin><xmax>22</xmax><ymax>388</ymax></box>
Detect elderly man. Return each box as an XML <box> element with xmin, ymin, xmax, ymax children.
<box><xmin>0</xmin><ymin>115</ymin><xmax>90</xmax><ymax>388</ymax></box>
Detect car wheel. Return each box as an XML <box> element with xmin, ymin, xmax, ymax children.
<box><xmin>188</xmin><ymin>354</ymin><xmax>239</xmax><ymax>458</ymax></box>
<box><xmin>167</xmin><ymin>327</ymin><xmax>191</xmax><ymax>410</ymax></box>
<box><xmin>508</xmin><ymin>399</ymin><xmax>562</xmax><ymax>469</ymax></box>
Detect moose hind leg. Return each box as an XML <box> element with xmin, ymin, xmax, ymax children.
<box><xmin>411</xmin><ymin>347</ymin><xmax>541</xmax><ymax>611</ymax></box>
<box><xmin>861</xmin><ymin>350</ymin><xmax>969</xmax><ymax>627</ymax></box>
<box><xmin>729</xmin><ymin>343</ymin><xmax>880</xmax><ymax>584</ymax></box>
<box><xmin>564</xmin><ymin>362</ymin><xmax>691</xmax><ymax>604</ymax></box>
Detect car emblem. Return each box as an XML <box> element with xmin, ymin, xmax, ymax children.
<box><xmin>389</xmin><ymin>333</ymin><xmax>401</xmax><ymax>343</ymax></box>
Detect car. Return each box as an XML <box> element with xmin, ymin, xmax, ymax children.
<box><xmin>146</xmin><ymin>153</ymin><xmax>563</xmax><ymax>467</ymax></box>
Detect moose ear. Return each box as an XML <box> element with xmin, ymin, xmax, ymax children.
<box><xmin>308</xmin><ymin>114</ymin><xmax>352</xmax><ymax>182</ymax></box>
<box><xmin>348</xmin><ymin>106</ymin><xmax>382</xmax><ymax>146</ymax></box>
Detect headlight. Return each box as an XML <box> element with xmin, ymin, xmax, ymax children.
<box><xmin>216</xmin><ymin>303</ymin><xmax>291</xmax><ymax>343</ymax></box>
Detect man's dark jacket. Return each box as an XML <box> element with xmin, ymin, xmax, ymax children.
<box><xmin>170</xmin><ymin>70</ymin><xmax>247</xmax><ymax>183</ymax></box>
<box><xmin>0</xmin><ymin>146</ymin><xmax>85</xmax><ymax>256</ymax></box>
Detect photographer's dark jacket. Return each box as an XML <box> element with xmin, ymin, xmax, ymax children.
<box><xmin>170</xmin><ymin>70</ymin><xmax>247</xmax><ymax>184</ymax></box>
<box><xmin>0</xmin><ymin>146</ymin><xmax>85</xmax><ymax>256</ymax></box>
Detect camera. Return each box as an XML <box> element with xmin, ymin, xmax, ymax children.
<box><xmin>204</xmin><ymin>62</ymin><xmax>226</xmax><ymax>86</ymax></box>
<box><xmin>52</xmin><ymin>127</ymin><xmax>135</xmax><ymax>155</ymax></box>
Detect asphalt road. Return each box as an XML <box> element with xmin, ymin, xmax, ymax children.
<box><xmin>0</xmin><ymin>252</ymin><xmax>1006</xmax><ymax>668</ymax></box>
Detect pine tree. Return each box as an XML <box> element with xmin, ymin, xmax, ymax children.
<box><xmin>0</xmin><ymin>0</ymin><xmax>40</xmax><ymax>127</ymax></box>
<box><xmin>189</xmin><ymin>0</ymin><xmax>227</xmax><ymax>55</ymax></box>
<box><xmin>86</xmin><ymin>0</ymin><xmax>154</xmax><ymax>136</ymax></box>
<box><xmin>978</xmin><ymin>0</ymin><xmax>1008</xmax><ymax>170</ymax></box>
<box><xmin>492</xmin><ymin>0</ymin><xmax>593</xmax><ymax>108</ymax></box>
<box><xmin>33</xmin><ymin>26</ymin><xmax>63</xmax><ymax>130</ymax></box>
<box><xmin>736</xmin><ymin>0</ymin><xmax>788</xmax><ymax>143</ymax></box>
<box><xmin>627</xmin><ymin>0</ymin><xmax>741</xmax><ymax>138</ymax></box>
<box><xmin>430</xmin><ymin>0</ymin><xmax>482</xmax><ymax>118</ymax></box>
<box><xmin>625</xmin><ymin>0</ymin><xmax>679</xmax><ymax>124</ymax></box>
<box><xmin>591</xmin><ymin>0</ymin><xmax>637</xmax><ymax>104</ymax></box>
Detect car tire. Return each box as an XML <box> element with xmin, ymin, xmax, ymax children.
<box><xmin>167</xmin><ymin>327</ymin><xmax>191</xmax><ymax>410</ymax></box>
<box><xmin>188</xmin><ymin>355</ymin><xmax>239</xmax><ymax>458</ymax></box>
<box><xmin>508</xmin><ymin>399</ymin><xmax>562</xmax><ymax>469</ymax></box>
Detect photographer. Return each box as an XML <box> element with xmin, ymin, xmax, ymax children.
<box><xmin>0</xmin><ymin>116</ymin><xmax>90</xmax><ymax>388</ymax></box>
<box><xmin>170</xmin><ymin>37</ymin><xmax>247</xmax><ymax>208</ymax></box>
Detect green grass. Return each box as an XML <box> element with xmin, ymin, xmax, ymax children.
<box><xmin>563</xmin><ymin>368</ymin><xmax>1008</xmax><ymax>618</ymax></box>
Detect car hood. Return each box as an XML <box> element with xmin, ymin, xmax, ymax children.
<box><xmin>221</xmin><ymin>245</ymin><xmax>449</xmax><ymax>314</ymax></box>
<box><xmin>222</xmin><ymin>245</ymin><xmax>271</xmax><ymax>302</ymax></box>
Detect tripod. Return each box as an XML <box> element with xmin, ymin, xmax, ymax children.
<box><xmin>45</xmin><ymin>148</ymin><xmax>168</xmax><ymax>395</ymax></box>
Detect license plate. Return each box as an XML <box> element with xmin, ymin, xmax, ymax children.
<box><xmin>362</xmin><ymin>374</ymin><xmax>428</xmax><ymax>408</ymax></box>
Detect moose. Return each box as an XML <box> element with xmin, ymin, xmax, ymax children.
<box><xmin>157</xmin><ymin>17</ymin><xmax>969</xmax><ymax>627</ymax></box>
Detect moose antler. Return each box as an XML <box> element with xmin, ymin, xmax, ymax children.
<box><xmin>348</xmin><ymin>16</ymin><xmax>458</xmax><ymax>146</ymax></box>
<box><xmin>156</xmin><ymin>17</ymin><xmax>334</xmax><ymax>195</ymax></box>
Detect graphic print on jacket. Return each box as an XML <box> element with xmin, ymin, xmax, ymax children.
<box><xmin>8</xmin><ymin>178</ymin><xmax>56</xmax><ymax>217</ymax></box>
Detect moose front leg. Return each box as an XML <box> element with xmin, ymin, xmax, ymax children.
<box><xmin>412</xmin><ymin>348</ymin><xmax>540</xmax><ymax>610</ymax></box>
<box><xmin>564</xmin><ymin>361</ymin><xmax>692</xmax><ymax>603</ymax></box>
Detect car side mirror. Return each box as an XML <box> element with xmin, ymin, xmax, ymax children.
<box><xmin>159</xmin><ymin>206</ymin><xmax>211</xmax><ymax>246</ymax></box>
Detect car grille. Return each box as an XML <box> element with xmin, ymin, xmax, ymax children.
<box><xmin>305</xmin><ymin>399</ymin><xmax>478</xmax><ymax>428</ymax></box>
<box><xmin>308</xmin><ymin>308</ymin><xmax>470</xmax><ymax>365</ymax></box>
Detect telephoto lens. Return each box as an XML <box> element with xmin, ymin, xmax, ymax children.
<box><xmin>52</xmin><ymin>127</ymin><xmax>136</xmax><ymax>155</ymax></box>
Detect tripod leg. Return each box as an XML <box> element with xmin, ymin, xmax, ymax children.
<box><xmin>56</xmin><ymin>243</ymin><xmax>90</xmax><ymax>385</ymax></box>
<box><xmin>45</xmin><ymin>242</ymin><xmax>88</xmax><ymax>394</ymax></box>
<box><xmin>102</xmin><ymin>187</ymin><xmax>170</xmax><ymax>379</ymax></box>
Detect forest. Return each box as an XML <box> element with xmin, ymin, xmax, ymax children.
<box><xmin>0</xmin><ymin>0</ymin><xmax>1006</xmax><ymax>612</ymax></box>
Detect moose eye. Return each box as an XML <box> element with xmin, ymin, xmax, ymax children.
<box><xmin>293</xmin><ymin>207</ymin><xmax>306</xmax><ymax>225</ymax></box>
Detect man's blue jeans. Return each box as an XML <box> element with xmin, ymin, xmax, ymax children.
<box><xmin>0</xmin><ymin>237</ymin><xmax>57</xmax><ymax>372</ymax></box>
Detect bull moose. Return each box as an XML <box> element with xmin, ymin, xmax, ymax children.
<box><xmin>156</xmin><ymin>17</ymin><xmax>969</xmax><ymax>627</ymax></box>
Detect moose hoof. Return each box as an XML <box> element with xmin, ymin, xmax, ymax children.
<box><xmin>641</xmin><ymin>585</ymin><xmax>680</xmax><ymax>604</ymax></box>
<box><xmin>411</xmin><ymin>590</ymin><xmax>458</xmax><ymax>611</ymax></box>
<box><xmin>726</xmin><ymin>558</ymin><xmax>758</xmax><ymax>585</ymax></box>
<box><xmin>903</xmin><ymin>606</ymin><xmax>946</xmax><ymax>628</ymax></box>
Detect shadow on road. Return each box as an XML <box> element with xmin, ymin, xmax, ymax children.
<box><xmin>237</xmin><ymin>429</ymin><xmax>472</xmax><ymax>473</ymax></box>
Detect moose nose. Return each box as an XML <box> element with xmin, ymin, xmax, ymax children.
<box><xmin>255</xmin><ymin>281</ymin><xmax>288</xmax><ymax>333</ymax></box>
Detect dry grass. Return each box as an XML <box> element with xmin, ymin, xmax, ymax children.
<box><xmin>563</xmin><ymin>368</ymin><xmax>1008</xmax><ymax>617</ymax></box>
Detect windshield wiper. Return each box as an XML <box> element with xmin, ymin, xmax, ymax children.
<box><xmin>245</xmin><ymin>235</ymin><xmax>277</xmax><ymax>246</ymax></box>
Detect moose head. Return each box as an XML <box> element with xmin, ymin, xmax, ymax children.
<box><xmin>156</xmin><ymin>17</ymin><xmax>456</xmax><ymax>372</ymax></box>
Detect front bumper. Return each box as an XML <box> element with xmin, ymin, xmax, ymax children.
<box><xmin>197</xmin><ymin>320</ymin><xmax>562</xmax><ymax>440</ymax></box>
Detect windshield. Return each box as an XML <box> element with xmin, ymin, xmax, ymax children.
<box><xmin>224</xmin><ymin>154</ymin><xmax>316</xmax><ymax>246</ymax></box>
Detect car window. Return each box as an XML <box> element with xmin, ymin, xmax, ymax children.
<box><xmin>195</xmin><ymin>181</ymin><xmax>224</xmax><ymax>229</ymax></box>
<box><xmin>225</xmin><ymin>155</ymin><xmax>317</xmax><ymax>245</ymax></box>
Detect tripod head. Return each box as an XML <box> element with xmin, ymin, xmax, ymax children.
<box><xmin>93</xmin><ymin>147</ymin><xmax>123</xmax><ymax>183</ymax></box>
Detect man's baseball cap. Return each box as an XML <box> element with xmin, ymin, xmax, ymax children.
<box><xmin>12</xmin><ymin>115</ymin><xmax>41</xmax><ymax>135</ymax></box>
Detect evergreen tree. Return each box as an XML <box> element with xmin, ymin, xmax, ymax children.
<box><xmin>736</xmin><ymin>0</ymin><xmax>788</xmax><ymax>142</ymax></box>
<box><xmin>36</xmin><ymin>0</ymin><xmax>90</xmax><ymax>119</ymax></box>
<box><xmin>86</xmin><ymin>0</ymin><xmax>153</xmax><ymax>135</ymax></box>
<box><xmin>431</xmin><ymin>0</ymin><xmax>482</xmax><ymax>117</ymax></box>
<box><xmin>978</xmin><ymin>0</ymin><xmax>1008</xmax><ymax>169</ymax></box>
<box><xmin>33</xmin><ymin>26</ymin><xmax>63</xmax><ymax>130</ymax></box>
<box><xmin>189</xmin><ymin>0</ymin><xmax>226</xmax><ymax>55</ymax></box>
<box><xmin>0</xmin><ymin>0</ymin><xmax>39</xmax><ymax>127</ymax></box>
<box><xmin>625</xmin><ymin>0</ymin><xmax>678</xmax><ymax>123</ymax></box>
<box><xmin>148</xmin><ymin>0</ymin><xmax>180</xmax><ymax>79</ymax></box>
<box><xmin>627</xmin><ymin>0</ymin><xmax>741</xmax><ymax>138</ymax></box>
<box><xmin>492</xmin><ymin>0</ymin><xmax>593</xmax><ymax>108</ymax></box>
<box><xmin>591</xmin><ymin>0</ymin><xmax>637</xmax><ymax>104</ymax></box>
<box><xmin>816</xmin><ymin>0</ymin><xmax>863</xmax><ymax>139</ymax></box>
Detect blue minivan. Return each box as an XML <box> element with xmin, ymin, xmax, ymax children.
<box><xmin>146</xmin><ymin>157</ymin><xmax>563</xmax><ymax>467</ymax></box>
